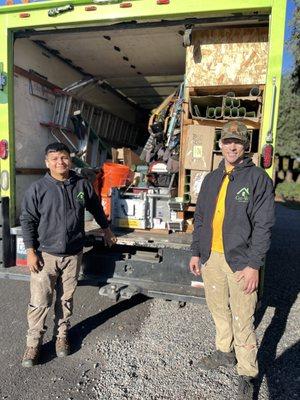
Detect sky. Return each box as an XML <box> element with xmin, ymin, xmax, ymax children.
<box><xmin>0</xmin><ymin>0</ymin><xmax>296</xmax><ymax>74</ymax></box>
<box><xmin>283</xmin><ymin>0</ymin><xmax>296</xmax><ymax>74</ymax></box>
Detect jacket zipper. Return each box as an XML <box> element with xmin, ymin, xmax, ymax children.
<box><xmin>61</xmin><ymin>184</ymin><xmax>67</xmax><ymax>253</ymax></box>
<box><xmin>222</xmin><ymin>169</ymin><xmax>235</xmax><ymax>258</ymax></box>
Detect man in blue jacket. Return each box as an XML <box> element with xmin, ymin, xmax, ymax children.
<box><xmin>20</xmin><ymin>142</ymin><xmax>116</xmax><ymax>367</ymax></box>
<box><xmin>189</xmin><ymin>121</ymin><xmax>275</xmax><ymax>399</ymax></box>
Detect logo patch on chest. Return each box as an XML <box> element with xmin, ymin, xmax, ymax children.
<box><xmin>76</xmin><ymin>191</ymin><xmax>85</xmax><ymax>203</ymax></box>
<box><xmin>235</xmin><ymin>187</ymin><xmax>250</xmax><ymax>202</ymax></box>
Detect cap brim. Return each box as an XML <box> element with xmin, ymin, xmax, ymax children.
<box><xmin>221</xmin><ymin>133</ymin><xmax>247</xmax><ymax>143</ymax></box>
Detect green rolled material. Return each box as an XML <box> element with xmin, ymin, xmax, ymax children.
<box><xmin>184</xmin><ymin>183</ymin><xmax>190</xmax><ymax>193</ymax></box>
<box><xmin>224</xmin><ymin>107</ymin><xmax>231</xmax><ymax>117</ymax></box>
<box><xmin>224</xmin><ymin>97</ymin><xmax>232</xmax><ymax>107</ymax></box>
<box><xmin>214</xmin><ymin>107</ymin><xmax>222</xmax><ymax>118</ymax></box>
<box><xmin>206</xmin><ymin>107</ymin><xmax>215</xmax><ymax>118</ymax></box>
<box><xmin>183</xmin><ymin>193</ymin><xmax>191</xmax><ymax>203</ymax></box>
<box><xmin>245</xmin><ymin>111</ymin><xmax>256</xmax><ymax>118</ymax></box>
<box><xmin>249</xmin><ymin>86</ymin><xmax>261</xmax><ymax>97</ymax></box>
<box><xmin>231</xmin><ymin>107</ymin><xmax>239</xmax><ymax>117</ymax></box>
<box><xmin>232</xmin><ymin>98</ymin><xmax>240</xmax><ymax>107</ymax></box>
<box><xmin>185</xmin><ymin>175</ymin><xmax>191</xmax><ymax>184</ymax></box>
<box><xmin>238</xmin><ymin>107</ymin><xmax>246</xmax><ymax>117</ymax></box>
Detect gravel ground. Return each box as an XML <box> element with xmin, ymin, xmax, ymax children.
<box><xmin>0</xmin><ymin>203</ymin><xmax>299</xmax><ymax>400</ymax></box>
<box><xmin>67</xmin><ymin>203</ymin><xmax>300</xmax><ymax>400</ymax></box>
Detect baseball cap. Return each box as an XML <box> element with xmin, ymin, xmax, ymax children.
<box><xmin>221</xmin><ymin>121</ymin><xmax>249</xmax><ymax>143</ymax></box>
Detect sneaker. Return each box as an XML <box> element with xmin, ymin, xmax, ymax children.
<box><xmin>22</xmin><ymin>346</ymin><xmax>40</xmax><ymax>367</ymax></box>
<box><xmin>237</xmin><ymin>376</ymin><xmax>254</xmax><ymax>400</ymax></box>
<box><xmin>55</xmin><ymin>337</ymin><xmax>70</xmax><ymax>357</ymax></box>
<box><xmin>197</xmin><ymin>350</ymin><xmax>236</xmax><ymax>370</ymax></box>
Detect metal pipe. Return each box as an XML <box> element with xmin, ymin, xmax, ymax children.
<box><xmin>148</xmin><ymin>195</ymin><xmax>154</xmax><ymax>229</ymax></box>
<box><xmin>194</xmin><ymin>104</ymin><xmax>201</xmax><ymax>117</ymax></box>
<box><xmin>52</xmin><ymin>97</ymin><xmax>59</xmax><ymax>124</ymax></box>
<box><xmin>266</xmin><ymin>77</ymin><xmax>277</xmax><ymax>143</ymax></box>
<box><xmin>56</xmin><ymin>96</ymin><xmax>64</xmax><ymax>125</ymax></box>
<box><xmin>58</xmin><ymin>95</ymin><xmax>68</xmax><ymax>126</ymax></box>
<box><xmin>121</xmin><ymin>192</ymin><xmax>143</xmax><ymax>198</ymax></box>
<box><xmin>147</xmin><ymin>193</ymin><xmax>172</xmax><ymax>199</ymax></box>
<box><xmin>62</xmin><ymin>95</ymin><xmax>72</xmax><ymax>127</ymax></box>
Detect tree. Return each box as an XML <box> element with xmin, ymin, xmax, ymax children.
<box><xmin>276</xmin><ymin>76</ymin><xmax>300</xmax><ymax>158</ymax></box>
<box><xmin>276</xmin><ymin>1</ymin><xmax>300</xmax><ymax>158</ymax></box>
<box><xmin>290</xmin><ymin>1</ymin><xmax>300</xmax><ymax>92</ymax></box>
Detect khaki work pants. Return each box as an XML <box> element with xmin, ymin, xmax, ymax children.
<box><xmin>26</xmin><ymin>251</ymin><xmax>82</xmax><ymax>347</ymax></box>
<box><xmin>201</xmin><ymin>251</ymin><xmax>258</xmax><ymax>377</ymax></box>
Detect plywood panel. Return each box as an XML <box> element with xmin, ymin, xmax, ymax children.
<box><xmin>186</xmin><ymin>27</ymin><xmax>268</xmax><ymax>87</ymax></box>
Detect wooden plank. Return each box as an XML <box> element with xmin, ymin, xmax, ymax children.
<box><xmin>186</xmin><ymin>27</ymin><xmax>269</xmax><ymax>87</ymax></box>
<box><xmin>187</xmin><ymin>84</ymin><xmax>265</xmax><ymax>97</ymax></box>
<box><xmin>14</xmin><ymin>65</ymin><xmax>60</xmax><ymax>91</ymax></box>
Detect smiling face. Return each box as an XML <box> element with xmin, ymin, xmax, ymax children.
<box><xmin>219</xmin><ymin>138</ymin><xmax>246</xmax><ymax>167</ymax></box>
<box><xmin>45</xmin><ymin>150</ymin><xmax>71</xmax><ymax>180</ymax></box>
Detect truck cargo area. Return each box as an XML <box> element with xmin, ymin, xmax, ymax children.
<box><xmin>5</xmin><ymin>14</ymin><xmax>271</xmax><ymax>301</ymax></box>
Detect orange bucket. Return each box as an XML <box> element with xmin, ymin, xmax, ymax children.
<box><xmin>98</xmin><ymin>162</ymin><xmax>133</xmax><ymax>195</ymax></box>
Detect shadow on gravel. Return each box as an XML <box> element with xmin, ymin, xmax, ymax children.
<box><xmin>254</xmin><ymin>204</ymin><xmax>300</xmax><ymax>399</ymax></box>
<box><xmin>68</xmin><ymin>294</ymin><xmax>149</xmax><ymax>355</ymax></box>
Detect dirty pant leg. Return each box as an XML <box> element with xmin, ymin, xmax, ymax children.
<box><xmin>201</xmin><ymin>252</ymin><xmax>234</xmax><ymax>353</ymax></box>
<box><xmin>27</xmin><ymin>254</ymin><xmax>58</xmax><ymax>347</ymax></box>
<box><xmin>226</xmin><ymin>261</ymin><xmax>258</xmax><ymax>377</ymax></box>
<box><xmin>53</xmin><ymin>252</ymin><xmax>82</xmax><ymax>339</ymax></box>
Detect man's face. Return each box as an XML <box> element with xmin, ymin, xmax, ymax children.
<box><xmin>219</xmin><ymin>138</ymin><xmax>246</xmax><ymax>166</ymax></box>
<box><xmin>45</xmin><ymin>151</ymin><xmax>71</xmax><ymax>176</ymax></box>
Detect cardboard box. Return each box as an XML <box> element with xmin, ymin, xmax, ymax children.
<box><xmin>112</xmin><ymin>147</ymin><xmax>144</xmax><ymax>168</ymax></box>
<box><xmin>212</xmin><ymin>153</ymin><xmax>223</xmax><ymax>170</ymax></box>
<box><xmin>183</xmin><ymin>125</ymin><xmax>215</xmax><ymax>170</ymax></box>
<box><xmin>190</xmin><ymin>170</ymin><xmax>210</xmax><ymax>203</ymax></box>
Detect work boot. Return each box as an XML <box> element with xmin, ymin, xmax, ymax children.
<box><xmin>55</xmin><ymin>336</ymin><xmax>70</xmax><ymax>357</ymax></box>
<box><xmin>22</xmin><ymin>346</ymin><xmax>40</xmax><ymax>367</ymax></box>
<box><xmin>197</xmin><ymin>350</ymin><xmax>236</xmax><ymax>370</ymax></box>
<box><xmin>237</xmin><ymin>376</ymin><xmax>254</xmax><ymax>400</ymax></box>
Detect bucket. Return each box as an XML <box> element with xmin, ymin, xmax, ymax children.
<box><xmin>98</xmin><ymin>162</ymin><xmax>133</xmax><ymax>195</ymax></box>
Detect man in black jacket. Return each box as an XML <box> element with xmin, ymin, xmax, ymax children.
<box><xmin>189</xmin><ymin>121</ymin><xmax>275</xmax><ymax>399</ymax></box>
<box><xmin>20</xmin><ymin>142</ymin><xmax>116</xmax><ymax>367</ymax></box>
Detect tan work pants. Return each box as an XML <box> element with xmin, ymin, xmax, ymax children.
<box><xmin>26</xmin><ymin>251</ymin><xmax>82</xmax><ymax>347</ymax></box>
<box><xmin>201</xmin><ymin>251</ymin><xmax>258</xmax><ymax>377</ymax></box>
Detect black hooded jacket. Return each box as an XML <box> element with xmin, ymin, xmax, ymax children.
<box><xmin>191</xmin><ymin>157</ymin><xmax>275</xmax><ymax>271</ymax></box>
<box><xmin>20</xmin><ymin>171</ymin><xmax>109</xmax><ymax>255</ymax></box>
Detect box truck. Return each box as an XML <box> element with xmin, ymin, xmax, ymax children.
<box><xmin>0</xmin><ymin>0</ymin><xmax>286</xmax><ymax>302</ymax></box>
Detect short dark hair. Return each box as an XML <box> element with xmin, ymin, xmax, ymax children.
<box><xmin>45</xmin><ymin>142</ymin><xmax>71</xmax><ymax>156</ymax></box>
